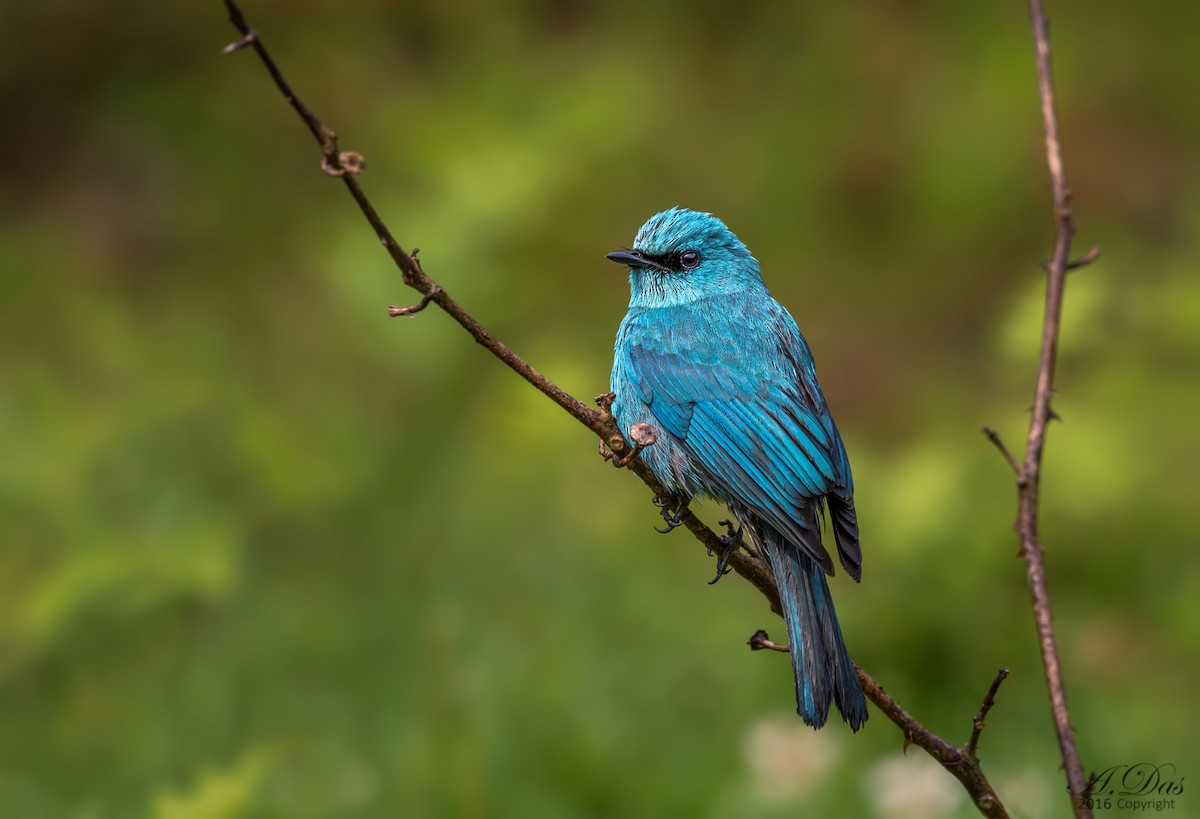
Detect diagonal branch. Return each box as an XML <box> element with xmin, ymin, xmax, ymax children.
<box><xmin>220</xmin><ymin>0</ymin><xmax>604</xmax><ymax>438</ymax></box>
<box><xmin>217</xmin><ymin>2</ymin><xmax>1009</xmax><ymax>816</ymax></box>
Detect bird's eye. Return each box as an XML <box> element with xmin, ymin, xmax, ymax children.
<box><xmin>679</xmin><ymin>250</ymin><xmax>701</xmax><ymax>270</ymax></box>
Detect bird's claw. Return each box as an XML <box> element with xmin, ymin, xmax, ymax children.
<box><xmin>652</xmin><ymin>496</ymin><xmax>685</xmax><ymax>533</ymax></box>
<box><xmin>707</xmin><ymin>519</ymin><xmax>743</xmax><ymax>585</ymax></box>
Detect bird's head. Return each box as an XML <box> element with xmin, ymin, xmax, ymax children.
<box><xmin>606</xmin><ymin>208</ymin><xmax>763</xmax><ymax>308</ymax></box>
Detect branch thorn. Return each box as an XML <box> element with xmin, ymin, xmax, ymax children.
<box><xmin>388</xmin><ymin>285</ymin><xmax>442</xmax><ymax>317</ymax></box>
<box><xmin>221</xmin><ymin>32</ymin><xmax>257</xmax><ymax>54</ymax></box>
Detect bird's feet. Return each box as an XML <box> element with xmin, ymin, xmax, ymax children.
<box><xmin>707</xmin><ymin>519</ymin><xmax>743</xmax><ymax>585</ymax></box>
<box><xmin>652</xmin><ymin>495</ymin><xmax>686</xmax><ymax>533</ymax></box>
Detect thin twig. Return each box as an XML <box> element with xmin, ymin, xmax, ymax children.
<box><xmin>1022</xmin><ymin>2</ymin><xmax>1094</xmax><ymax>815</ymax></box>
<box><xmin>966</xmin><ymin>668</ymin><xmax>1011</xmax><ymax>760</ymax></box>
<box><xmin>218</xmin><ymin>3</ymin><xmax>1009</xmax><ymax>816</ymax></box>
<box><xmin>1065</xmin><ymin>245</ymin><xmax>1101</xmax><ymax>271</ymax></box>
<box><xmin>387</xmin><ymin>284</ymin><xmax>442</xmax><ymax>317</ymax></box>
<box><xmin>1040</xmin><ymin>244</ymin><xmax>1101</xmax><ymax>274</ymax></box>
<box><xmin>747</xmin><ymin>629</ymin><xmax>791</xmax><ymax>653</ymax></box>
<box><xmin>981</xmin><ymin>426</ymin><xmax>1022</xmax><ymax>477</ymax></box>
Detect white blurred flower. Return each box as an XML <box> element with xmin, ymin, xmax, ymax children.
<box><xmin>996</xmin><ymin>766</ymin><xmax>1052</xmax><ymax>818</ymax></box>
<box><xmin>866</xmin><ymin>752</ymin><xmax>963</xmax><ymax>818</ymax></box>
<box><xmin>743</xmin><ymin>713</ymin><xmax>842</xmax><ymax>802</ymax></box>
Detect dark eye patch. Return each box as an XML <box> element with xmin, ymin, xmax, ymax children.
<box><xmin>639</xmin><ymin>249</ymin><xmax>703</xmax><ymax>274</ymax></box>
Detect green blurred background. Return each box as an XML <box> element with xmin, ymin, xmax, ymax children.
<box><xmin>2</xmin><ymin>1</ymin><xmax>1197</xmax><ymax>817</ymax></box>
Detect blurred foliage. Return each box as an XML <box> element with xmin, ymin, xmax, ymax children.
<box><xmin>1</xmin><ymin>1</ymin><xmax>1198</xmax><ymax>817</ymax></box>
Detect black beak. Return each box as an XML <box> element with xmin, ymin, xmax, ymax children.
<box><xmin>605</xmin><ymin>249</ymin><xmax>668</xmax><ymax>272</ymax></box>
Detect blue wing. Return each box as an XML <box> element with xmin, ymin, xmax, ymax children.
<box><xmin>624</xmin><ymin>303</ymin><xmax>860</xmax><ymax>578</ymax></box>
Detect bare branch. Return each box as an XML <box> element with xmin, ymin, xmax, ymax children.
<box><xmin>1020</xmin><ymin>2</ymin><xmax>1093</xmax><ymax>815</ymax></box>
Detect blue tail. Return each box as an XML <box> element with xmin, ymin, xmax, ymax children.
<box><xmin>761</xmin><ymin>520</ymin><xmax>868</xmax><ymax>730</ymax></box>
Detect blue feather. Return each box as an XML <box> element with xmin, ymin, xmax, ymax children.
<box><xmin>609</xmin><ymin>208</ymin><xmax>867</xmax><ymax>729</ymax></box>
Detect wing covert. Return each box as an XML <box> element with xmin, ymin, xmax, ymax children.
<box><xmin>628</xmin><ymin>340</ymin><xmax>849</xmax><ymax>573</ymax></box>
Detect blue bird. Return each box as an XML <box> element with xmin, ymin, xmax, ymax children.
<box><xmin>607</xmin><ymin>208</ymin><xmax>867</xmax><ymax>730</ymax></box>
